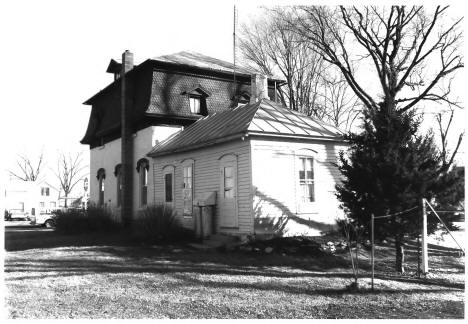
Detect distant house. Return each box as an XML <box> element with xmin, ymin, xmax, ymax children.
<box><xmin>81</xmin><ymin>51</ymin><xmax>347</xmax><ymax>237</ymax></box>
<box><xmin>5</xmin><ymin>180</ymin><xmax>60</xmax><ymax>217</ymax></box>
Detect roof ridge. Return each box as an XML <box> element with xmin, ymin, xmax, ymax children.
<box><xmin>245</xmin><ymin>100</ymin><xmax>265</xmax><ymax>131</ymax></box>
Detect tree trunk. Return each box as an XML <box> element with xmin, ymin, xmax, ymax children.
<box><xmin>64</xmin><ymin>194</ymin><xmax>68</xmax><ymax>208</ymax></box>
<box><xmin>395</xmin><ymin>237</ymin><xmax>405</xmax><ymax>273</ymax></box>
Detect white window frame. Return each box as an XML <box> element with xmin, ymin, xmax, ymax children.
<box><xmin>294</xmin><ymin>149</ymin><xmax>317</xmax><ymax>214</ymax></box>
<box><xmin>162</xmin><ymin>165</ymin><xmax>175</xmax><ymax>207</ymax></box>
<box><xmin>137</xmin><ymin>159</ymin><xmax>149</xmax><ymax>207</ymax></box>
<box><xmin>181</xmin><ymin>159</ymin><xmax>194</xmax><ymax>217</ymax></box>
<box><xmin>189</xmin><ymin>96</ymin><xmax>201</xmax><ymax>114</ymax></box>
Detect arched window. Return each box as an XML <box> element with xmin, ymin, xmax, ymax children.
<box><xmin>136</xmin><ymin>158</ymin><xmax>149</xmax><ymax>207</ymax></box>
<box><xmin>114</xmin><ymin>164</ymin><xmax>122</xmax><ymax>207</ymax></box>
<box><xmin>96</xmin><ymin>168</ymin><xmax>106</xmax><ymax>206</ymax></box>
<box><xmin>162</xmin><ymin>165</ymin><xmax>175</xmax><ymax>206</ymax></box>
<box><xmin>181</xmin><ymin>159</ymin><xmax>194</xmax><ymax>216</ymax></box>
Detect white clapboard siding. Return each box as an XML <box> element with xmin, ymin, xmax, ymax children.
<box><xmin>152</xmin><ymin>139</ymin><xmax>252</xmax><ymax>234</ymax></box>
<box><xmin>250</xmin><ymin>138</ymin><xmax>348</xmax><ymax>236</ymax></box>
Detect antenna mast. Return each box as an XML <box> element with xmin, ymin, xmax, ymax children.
<box><xmin>233</xmin><ymin>5</ymin><xmax>237</xmax><ymax>86</ymax></box>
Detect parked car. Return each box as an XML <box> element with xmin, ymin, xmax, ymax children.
<box><xmin>8</xmin><ymin>210</ymin><xmax>30</xmax><ymax>221</ymax></box>
<box><xmin>30</xmin><ymin>212</ymin><xmax>56</xmax><ymax>228</ymax></box>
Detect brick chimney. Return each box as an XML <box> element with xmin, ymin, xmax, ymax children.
<box><xmin>250</xmin><ymin>74</ymin><xmax>269</xmax><ymax>103</ymax></box>
<box><xmin>122</xmin><ymin>50</ymin><xmax>134</xmax><ymax>73</ymax></box>
<box><xmin>121</xmin><ymin>50</ymin><xmax>134</xmax><ymax>228</ymax></box>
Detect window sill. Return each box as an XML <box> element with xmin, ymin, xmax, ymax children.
<box><xmin>297</xmin><ymin>202</ymin><xmax>318</xmax><ymax>214</ymax></box>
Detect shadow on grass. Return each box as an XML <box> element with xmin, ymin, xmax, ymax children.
<box><xmin>5</xmin><ymin>226</ymin><xmax>136</xmax><ymax>252</ymax></box>
<box><xmin>6</xmin><ymin>245</ymin><xmax>464</xmax><ymax>291</ymax></box>
<box><xmin>170</xmin><ymin>272</ymin><xmax>463</xmax><ymax>296</ymax></box>
<box><xmin>5</xmin><ymin>225</ymin><xmax>464</xmax><ymax>295</ymax></box>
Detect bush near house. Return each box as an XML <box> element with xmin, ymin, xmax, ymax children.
<box><xmin>53</xmin><ymin>204</ymin><xmax>192</xmax><ymax>244</ymax></box>
<box><xmin>54</xmin><ymin>205</ymin><xmax>121</xmax><ymax>235</ymax></box>
<box><xmin>133</xmin><ymin>204</ymin><xmax>194</xmax><ymax>243</ymax></box>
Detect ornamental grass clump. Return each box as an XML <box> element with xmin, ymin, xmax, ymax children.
<box><xmin>133</xmin><ymin>204</ymin><xmax>193</xmax><ymax>244</ymax></box>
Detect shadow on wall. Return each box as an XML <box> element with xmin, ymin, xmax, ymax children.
<box><xmin>159</xmin><ymin>72</ymin><xmax>181</xmax><ymax>114</ymax></box>
<box><xmin>253</xmin><ymin>189</ymin><xmax>334</xmax><ymax>237</ymax></box>
<box><xmin>324</xmin><ymin>142</ymin><xmax>346</xmax><ymax>185</ymax></box>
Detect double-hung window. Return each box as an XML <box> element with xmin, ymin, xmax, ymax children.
<box><xmin>182</xmin><ymin>160</ymin><xmax>194</xmax><ymax>215</ymax></box>
<box><xmin>189</xmin><ymin>96</ymin><xmax>201</xmax><ymax>114</ymax></box>
<box><xmin>298</xmin><ymin>157</ymin><xmax>315</xmax><ymax>203</ymax></box>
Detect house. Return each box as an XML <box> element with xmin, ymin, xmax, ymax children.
<box><xmin>81</xmin><ymin>51</ymin><xmax>284</xmax><ymax>216</ymax></box>
<box><xmin>82</xmin><ymin>50</ymin><xmax>347</xmax><ymax>237</ymax></box>
<box><xmin>4</xmin><ymin>180</ymin><xmax>60</xmax><ymax>217</ymax></box>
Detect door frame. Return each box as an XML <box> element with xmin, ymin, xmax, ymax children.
<box><xmin>218</xmin><ymin>154</ymin><xmax>238</xmax><ymax>228</ymax></box>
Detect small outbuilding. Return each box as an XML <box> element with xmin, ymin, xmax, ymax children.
<box><xmin>148</xmin><ymin>95</ymin><xmax>348</xmax><ymax>237</ymax></box>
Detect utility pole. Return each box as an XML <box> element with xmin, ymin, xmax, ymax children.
<box><xmin>233</xmin><ymin>5</ymin><xmax>237</xmax><ymax>86</ymax></box>
<box><xmin>121</xmin><ymin>50</ymin><xmax>134</xmax><ymax>228</ymax></box>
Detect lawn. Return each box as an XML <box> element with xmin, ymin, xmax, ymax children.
<box><xmin>4</xmin><ymin>226</ymin><xmax>465</xmax><ymax>319</ymax></box>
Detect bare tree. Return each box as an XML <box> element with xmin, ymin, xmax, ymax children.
<box><xmin>291</xmin><ymin>5</ymin><xmax>464</xmax><ymax>273</ymax></box>
<box><xmin>239</xmin><ymin>7</ymin><xmax>360</xmax><ymax>131</ymax></box>
<box><xmin>436</xmin><ymin>107</ymin><xmax>464</xmax><ymax>172</ymax></box>
<box><xmin>8</xmin><ymin>151</ymin><xmax>44</xmax><ymax>181</ymax></box>
<box><xmin>53</xmin><ymin>152</ymin><xmax>87</xmax><ymax>208</ymax></box>
<box><xmin>239</xmin><ymin>8</ymin><xmax>324</xmax><ymax>114</ymax></box>
<box><xmin>291</xmin><ymin>6</ymin><xmax>463</xmax><ymax>116</ymax></box>
<box><xmin>318</xmin><ymin>73</ymin><xmax>362</xmax><ymax>131</ymax></box>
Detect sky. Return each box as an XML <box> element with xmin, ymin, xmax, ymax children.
<box><xmin>0</xmin><ymin>0</ymin><xmax>258</xmax><ymax>186</ymax></box>
<box><xmin>1</xmin><ymin>0</ymin><xmax>465</xmax><ymax>189</ymax></box>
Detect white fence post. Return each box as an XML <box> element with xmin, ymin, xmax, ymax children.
<box><xmin>371</xmin><ymin>214</ymin><xmax>375</xmax><ymax>290</ymax></box>
<box><xmin>421</xmin><ymin>199</ymin><xmax>429</xmax><ymax>274</ymax></box>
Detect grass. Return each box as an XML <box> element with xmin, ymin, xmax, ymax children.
<box><xmin>4</xmin><ymin>224</ymin><xmax>465</xmax><ymax>319</ymax></box>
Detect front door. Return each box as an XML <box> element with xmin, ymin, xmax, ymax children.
<box><xmin>219</xmin><ymin>155</ymin><xmax>238</xmax><ymax>227</ymax></box>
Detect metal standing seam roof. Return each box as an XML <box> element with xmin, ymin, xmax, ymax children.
<box><xmin>147</xmin><ymin>100</ymin><xmax>344</xmax><ymax>157</ymax></box>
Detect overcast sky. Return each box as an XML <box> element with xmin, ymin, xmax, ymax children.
<box><xmin>1</xmin><ymin>0</ymin><xmax>465</xmax><ymax>187</ymax></box>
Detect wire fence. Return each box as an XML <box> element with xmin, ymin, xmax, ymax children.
<box><xmin>370</xmin><ymin>200</ymin><xmax>465</xmax><ymax>289</ymax></box>
<box><xmin>373</xmin><ymin>206</ymin><xmax>419</xmax><ymax>219</ymax></box>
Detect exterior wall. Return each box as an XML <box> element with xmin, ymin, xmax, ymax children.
<box><xmin>5</xmin><ymin>181</ymin><xmax>60</xmax><ymax>216</ymax></box>
<box><xmin>90</xmin><ymin>125</ymin><xmax>181</xmax><ymax>216</ymax></box>
<box><xmin>250</xmin><ymin>138</ymin><xmax>348</xmax><ymax>237</ymax></box>
<box><xmin>152</xmin><ymin>139</ymin><xmax>252</xmax><ymax>235</ymax></box>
